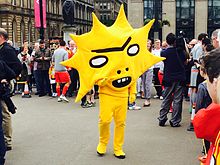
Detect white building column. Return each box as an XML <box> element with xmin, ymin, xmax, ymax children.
<box><xmin>127</xmin><ymin>0</ymin><xmax>143</xmax><ymax>28</ymax></box>
<box><xmin>162</xmin><ymin>0</ymin><xmax>176</xmax><ymax>41</ymax></box>
<box><xmin>195</xmin><ymin>0</ymin><xmax>208</xmax><ymax>38</ymax></box>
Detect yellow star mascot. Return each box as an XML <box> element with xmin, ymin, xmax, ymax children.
<box><xmin>61</xmin><ymin>5</ymin><xmax>164</xmax><ymax>159</ymax></box>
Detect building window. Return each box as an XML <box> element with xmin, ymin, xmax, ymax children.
<box><xmin>143</xmin><ymin>0</ymin><xmax>162</xmax><ymax>39</ymax></box>
<box><xmin>20</xmin><ymin>20</ymin><xmax>25</xmax><ymax>44</ymax></box>
<box><xmin>56</xmin><ymin>0</ymin><xmax>59</xmax><ymax>14</ymax></box>
<box><xmin>143</xmin><ymin>0</ymin><xmax>154</xmax><ymax>20</ymax></box>
<box><xmin>76</xmin><ymin>4</ymin><xmax>78</xmax><ymax>18</ymax></box>
<box><xmin>47</xmin><ymin>0</ymin><xmax>50</xmax><ymax>13</ymax></box>
<box><xmin>12</xmin><ymin>19</ymin><xmax>17</xmax><ymax>47</ymax></box>
<box><xmin>28</xmin><ymin>21</ymin><xmax>32</xmax><ymax>43</ymax></box>
<box><xmin>103</xmin><ymin>3</ymin><xmax>107</xmax><ymax>9</ymax></box>
<box><xmin>79</xmin><ymin>5</ymin><xmax>82</xmax><ymax>19</ymax></box>
<box><xmin>208</xmin><ymin>0</ymin><xmax>220</xmax><ymax>36</ymax></box>
<box><xmin>176</xmin><ymin>0</ymin><xmax>195</xmax><ymax>40</ymax></box>
<box><xmin>51</xmin><ymin>0</ymin><xmax>55</xmax><ymax>14</ymax></box>
<box><xmin>103</xmin><ymin>14</ymin><xmax>107</xmax><ymax>20</ymax></box>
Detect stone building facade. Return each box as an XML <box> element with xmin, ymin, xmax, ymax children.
<box><xmin>0</xmin><ymin>0</ymin><xmax>94</xmax><ymax>47</ymax></box>
<box><xmin>94</xmin><ymin>0</ymin><xmax>127</xmax><ymax>26</ymax></box>
<box><xmin>128</xmin><ymin>0</ymin><xmax>220</xmax><ymax>41</ymax></box>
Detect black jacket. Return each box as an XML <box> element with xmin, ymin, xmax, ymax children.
<box><xmin>0</xmin><ymin>42</ymin><xmax>22</xmax><ymax>76</ymax></box>
<box><xmin>0</xmin><ymin>60</ymin><xmax>16</xmax><ymax>81</ymax></box>
<box><xmin>161</xmin><ymin>47</ymin><xmax>186</xmax><ymax>84</ymax></box>
<box><xmin>34</xmin><ymin>48</ymin><xmax>51</xmax><ymax>70</ymax></box>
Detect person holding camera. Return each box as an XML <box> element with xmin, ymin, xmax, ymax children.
<box><xmin>17</xmin><ymin>46</ymin><xmax>32</xmax><ymax>92</ymax></box>
<box><xmin>0</xmin><ymin>61</ymin><xmax>17</xmax><ymax>114</ymax></box>
<box><xmin>0</xmin><ymin>60</ymin><xmax>17</xmax><ymax>165</ymax></box>
<box><xmin>0</xmin><ymin>28</ymin><xmax>22</xmax><ymax>164</ymax></box>
<box><xmin>34</xmin><ymin>40</ymin><xmax>52</xmax><ymax>97</ymax></box>
<box><xmin>158</xmin><ymin>33</ymin><xmax>187</xmax><ymax>127</ymax></box>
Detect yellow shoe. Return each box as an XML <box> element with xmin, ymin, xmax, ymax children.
<box><xmin>114</xmin><ymin>150</ymin><xmax>126</xmax><ymax>159</ymax></box>
<box><xmin>97</xmin><ymin>143</ymin><xmax>107</xmax><ymax>156</ymax></box>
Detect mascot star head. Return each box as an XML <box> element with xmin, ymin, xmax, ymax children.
<box><xmin>61</xmin><ymin>5</ymin><xmax>164</xmax><ymax>102</ymax></box>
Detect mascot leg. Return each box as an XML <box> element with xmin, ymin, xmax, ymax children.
<box><xmin>113</xmin><ymin>97</ymin><xmax>127</xmax><ymax>159</ymax></box>
<box><xmin>97</xmin><ymin>94</ymin><xmax>113</xmax><ymax>155</ymax></box>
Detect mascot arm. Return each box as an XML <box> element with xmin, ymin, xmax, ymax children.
<box><xmin>96</xmin><ymin>77</ymin><xmax>108</xmax><ymax>87</ymax></box>
<box><xmin>128</xmin><ymin>82</ymin><xmax>137</xmax><ymax>103</ymax></box>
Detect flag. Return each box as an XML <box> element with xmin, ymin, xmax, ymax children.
<box><xmin>34</xmin><ymin>0</ymin><xmax>46</xmax><ymax>28</ymax></box>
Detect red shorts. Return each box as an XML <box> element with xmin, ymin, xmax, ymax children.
<box><xmin>55</xmin><ymin>71</ymin><xmax>70</xmax><ymax>83</ymax></box>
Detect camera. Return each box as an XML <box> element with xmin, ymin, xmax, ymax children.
<box><xmin>0</xmin><ymin>83</ymin><xmax>17</xmax><ymax>114</ymax></box>
<box><xmin>176</xmin><ymin>31</ymin><xmax>187</xmax><ymax>51</ymax></box>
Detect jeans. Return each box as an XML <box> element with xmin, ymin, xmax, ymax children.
<box><xmin>158</xmin><ymin>81</ymin><xmax>184</xmax><ymax>125</ymax></box>
<box><xmin>33</xmin><ymin>70</ymin><xmax>40</xmax><ymax>93</ymax></box>
<box><xmin>141</xmin><ymin>69</ymin><xmax>153</xmax><ymax>99</ymax></box>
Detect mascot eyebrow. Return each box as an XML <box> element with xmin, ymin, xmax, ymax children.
<box><xmin>91</xmin><ymin>37</ymin><xmax>132</xmax><ymax>53</ymax></box>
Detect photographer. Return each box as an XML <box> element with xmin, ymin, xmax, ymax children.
<box><xmin>0</xmin><ymin>28</ymin><xmax>22</xmax><ymax>163</ymax></box>
<box><xmin>158</xmin><ymin>33</ymin><xmax>187</xmax><ymax>127</ymax></box>
<box><xmin>0</xmin><ymin>60</ymin><xmax>17</xmax><ymax>114</ymax></box>
<box><xmin>17</xmin><ymin>46</ymin><xmax>32</xmax><ymax>92</ymax></box>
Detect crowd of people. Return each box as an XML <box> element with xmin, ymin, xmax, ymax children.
<box><xmin>0</xmin><ymin>25</ymin><xmax>220</xmax><ymax>164</ymax></box>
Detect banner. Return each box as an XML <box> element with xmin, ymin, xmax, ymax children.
<box><xmin>34</xmin><ymin>0</ymin><xmax>46</xmax><ymax>28</ymax></box>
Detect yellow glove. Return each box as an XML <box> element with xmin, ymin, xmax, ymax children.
<box><xmin>129</xmin><ymin>93</ymin><xmax>136</xmax><ymax>103</ymax></box>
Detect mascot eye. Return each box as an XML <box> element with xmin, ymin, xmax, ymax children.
<box><xmin>89</xmin><ymin>56</ymin><xmax>108</xmax><ymax>68</ymax></box>
<box><xmin>127</xmin><ymin>44</ymin><xmax>139</xmax><ymax>56</ymax></box>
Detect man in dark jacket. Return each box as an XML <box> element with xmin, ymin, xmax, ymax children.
<box><xmin>34</xmin><ymin>40</ymin><xmax>52</xmax><ymax>97</ymax></box>
<box><xmin>158</xmin><ymin>33</ymin><xmax>186</xmax><ymax>127</ymax></box>
<box><xmin>0</xmin><ymin>28</ymin><xmax>22</xmax><ymax>164</ymax></box>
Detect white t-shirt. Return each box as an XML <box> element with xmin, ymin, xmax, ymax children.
<box><xmin>152</xmin><ymin>48</ymin><xmax>162</xmax><ymax>68</ymax></box>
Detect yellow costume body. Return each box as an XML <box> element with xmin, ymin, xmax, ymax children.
<box><xmin>61</xmin><ymin>5</ymin><xmax>164</xmax><ymax>158</ymax></box>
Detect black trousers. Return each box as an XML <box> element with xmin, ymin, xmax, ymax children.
<box><xmin>38</xmin><ymin>70</ymin><xmax>51</xmax><ymax>95</ymax></box>
<box><xmin>153</xmin><ymin>68</ymin><xmax>162</xmax><ymax>96</ymax></box>
<box><xmin>67</xmin><ymin>69</ymin><xmax>79</xmax><ymax>95</ymax></box>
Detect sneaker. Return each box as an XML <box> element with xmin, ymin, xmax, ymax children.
<box><xmin>58</xmin><ymin>97</ymin><xmax>62</xmax><ymax>102</ymax></box>
<box><xmin>60</xmin><ymin>95</ymin><xmax>69</xmax><ymax>102</ymax></box>
<box><xmin>82</xmin><ymin>102</ymin><xmax>92</xmax><ymax>108</ymax></box>
<box><xmin>159</xmin><ymin>96</ymin><xmax>163</xmax><ymax>100</ymax></box>
<box><xmin>143</xmin><ymin>100</ymin><xmax>151</xmax><ymax>107</ymax></box>
<box><xmin>198</xmin><ymin>155</ymin><xmax>207</xmax><ymax>163</ymax></box>
<box><xmin>91</xmin><ymin>102</ymin><xmax>96</xmax><ymax>107</ymax></box>
<box><xmin>136</xmin><ymin>92</ymin><xmax>141</xmax><ymax>98</ymax></box>
<box><xmin>52</xmin><ymin>93</ymin><xmax>57</xmax><ymax>97</ymax></box>
<box><xmin>6</xmin><ymin>146</ymin><xmax>12</xmax><ymax>151</ymax></box>
<box><xmin>128</xmin><ymin>105</ymin><xmax>141</xmax><ymax>110</ymax></box>
<box><xmin>153</xmin><ymin>95</ymin><xmax>159</xmax><ymax>99</ymax></box>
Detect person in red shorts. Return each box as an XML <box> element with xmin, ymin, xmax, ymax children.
<box><xmin>52</xmin><ymin>40</ymin><xmax>71</xmax><ymax>102</ymax></box>
<box><xmin>193</xmin><ymin>48</ymin><xmax>220</xmax><ymax>165</ymax></box>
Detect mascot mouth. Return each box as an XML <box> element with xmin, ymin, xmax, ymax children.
<box><xmin>112</xmin><ymin>76</ymin><xmax>131</xmax><ymax>88</ymax></box>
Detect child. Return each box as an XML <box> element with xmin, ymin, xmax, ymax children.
<box><xmin>195</xmin><ymin>56</ymin><xmax>212</xmax><ymax>162</ymax></box>
<box><xmin>0</xmin><ymin>60</ymin><xmax>17</xmax><ymax>114</ymax></box>
<box><xmin>193</xmin><ymin>48</ymin><xmax>220</xmax><ymax>165</ymax></box>
<box><xmin>82</xmin><ymin>87</ymin><xmax>96</xmax><ymax>108</ymax></box>
<box><xmin>49</xmin><ymin>64</ymin><xmax>57</xmax><ymax>97</ymax></box>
